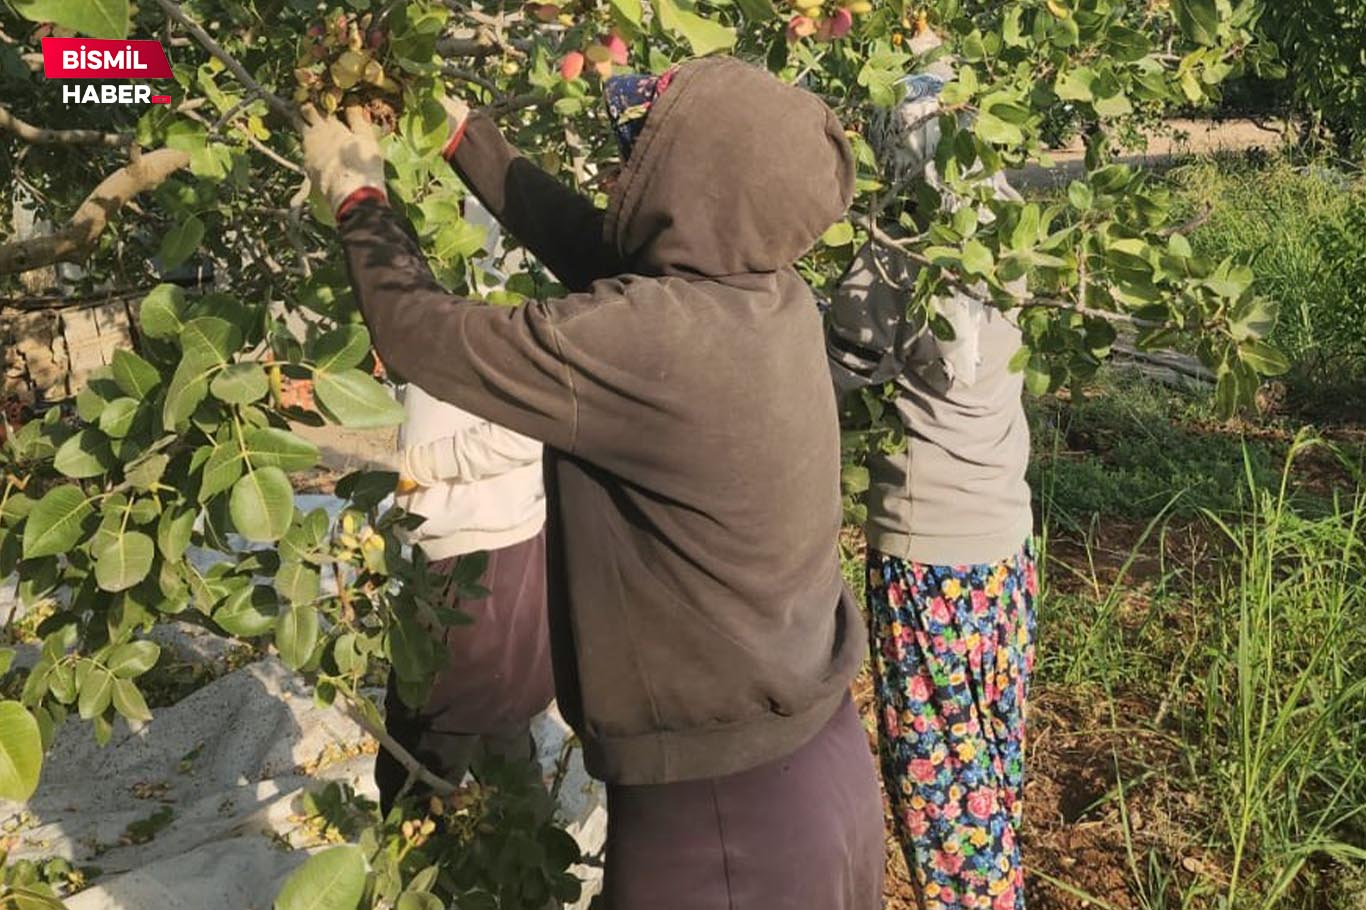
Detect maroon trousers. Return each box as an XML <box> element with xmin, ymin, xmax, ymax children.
<box><xmin>602</xmin><ymin>695</ymin><xmax>885</xmax><ymax>910</ymax></box>
<box><xmin>377</xmin><ymin>530</ymin><xmax>554</xmax><ymax>809</ymax></box>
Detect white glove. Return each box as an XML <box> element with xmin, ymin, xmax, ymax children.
<box><xmin>300</xmin><ymin>104</ymin><xmax>386</xmax><ymax>215</ymax></box>
<box><xmin>438</xmin><ymin>94</ymin><xmax>471</xmax><ymax>158</ymax></box>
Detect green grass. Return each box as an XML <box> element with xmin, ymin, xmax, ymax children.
<box><xmin>843</xmin><ymin>365</ymin><xmax>1366</xmax><ymax>908</ymax></box>
<box><xmin>1027</xmin><ymin>369</ymin><xmax>1279</xmax><ymax>524</ymax></box>
<box><xmin>1031</xmin><ymin>435</ymin><xmax>1366</xmax><ymax>910</ymax></box>
<box><xmin>1165</xmin><ymin>155</ymin><xmax>1366</xmax><ymax>377</ymax></box>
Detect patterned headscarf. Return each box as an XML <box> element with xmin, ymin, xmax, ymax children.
<box><xmin>604</xmin><ymin>69</ymin><xmax>676</xmax><ymax>160</ymax></box>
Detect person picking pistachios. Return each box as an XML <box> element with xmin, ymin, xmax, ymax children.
<box><xmin>301</xmin><ymin>58</ymin><xmax>882</xmax><ymax>909</ymax></box>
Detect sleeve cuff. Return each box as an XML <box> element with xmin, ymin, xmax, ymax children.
<box><xmin>441</xmin><ymin>118</ymin><xmax>470</xmax><ymax>162</ymax></box>
<box><xmin>335</xmin><ymin>186</ymin><xmax>389</xmax><ymax>220</ymax></box>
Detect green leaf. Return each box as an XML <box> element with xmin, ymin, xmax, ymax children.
<box><xmin>609</xmin><ymin>0</ymin><xmax>645</xmax><ymax>29</ymax></box>
<box><xmin>1214</xmin><ymin>367</ymin><xmax>1240</xmax><ymax>418</ymax></box>
<box><xmin>95</xmin><ymin>531</ymin><xmax>155</xmax><ymax>593</ymax></box>
<box><xmin>275</xmin><ymin>603</ymin><xmax>320</xmax><ymax>671</ymax></box>
<box><xmin>106</xmin><ymin>640</ymin><xmax>161</xmax><ymax>678</ymax></box>
<box><xmin>820</xmin><ymin>221</ymin><xmax>855</xmax><ymax>248</ymax></box>
<box><xmin>334</xmin><ymin>470</ymin><xmax>400</xmax><ymax>511</ymax></box>
<box><xmin>387</xmin><ymin>615</ymin><xmax>436</xmax><ymax>684</ymax></box>
<box><xmin>840</xmin><ymin>464</ymin><xmax>870</xmax><ymax>495</ymax></box>
<box><xmin>243</xmin><ymin>428</ymin><xmax>320</xmax><ymax>472</ymax></box>
<box><xmin>1238</xmin><ymin>340</ymin><xmax>1289</xmax><ymax>376</ymax></box>
<box><xmin>960</xmin><ymin>240</ymin><xmax>994</xmax><ymax>278</ymax></box>
<box><xmin>159</xmin><ymin>214</ymin><xmax>206</xmax><ymax>271</ymax></box>
<box><xmin>23</xmin><ymin>485</ymin><xmax>94</xmax><ymax>559</ymax></box>
<box><xmin>276</xmin><ymin>561</ymin><xmax>320</xmax><ymax>605</ymax></box>
<box><xmin>180</xmin><ymin>317</ymin><xmax>241</xmax><ymax>368</ymax></box>
<box><xmin>54</xmin><ymin>429</ymin><xmax>115</xmax><ymax>478</ymax></box>
<box><xmin>1055</xmin><ymin>67</ymin><xmax>1096</xmax><ymax>102</ymax></box>
<box><xmin>230</xmin><ymin>467</ymin><xmax>295</xmax><ymax>542</ymax></box>
<box><xmin>163</xmin><ymin>356</ymin><xmax>211</xmax><ymax>429</ymax></box>
<box><xmin>1229</xmin><ymin>296</ymin><xmax>1277</xmax><ymax>342</ymax></box>
<box><xmin>157</xmin><ymin>505</ymin><xmax>196</xmax><ymax>561</ymax></box>
<box><xmin>332</xmin><ymin>634</ymin><xmax>361</xmax><ymax>676</ymax></box>
<box><xmin>1025</xmin><ymin>354</ymin><xmax>1051</xmax><ymax>396</ymax></box>
<box><xmin>952</xmin><ymin>207</ymin><xmax>979</xmax><ymax>239</ymax></box>
<box><xmin>1010</xmin><ymin>204</ymin><xmax>1041</xmax><ymax>250</ymax></box>
<box><xmin>11</xmin><ymin>0</ymin><xmax>128</xmax><ymax>38</ymax></box>
<box><xmin>731</xmin><ymin>0</ymin><xmax>774</xmax><ymax>21</ymax></box>
<box><xmin>99</xmin><ymin>398</ymin><xmax>141</xmax><ymax>439</ymax></box>
<box><xmin>127</xmin><ymin>453</ymin><xmax>170</xmax><ymax>491</ymax></box>
<box><xmin>395</xmin><ymin>895</ymin><xmax>444</xmax><ymax>910</ymax></box>
<box><xmin>200</xmin><ymin>443</ymin><xmax>244</xmax><ymax>502</ymax></box>
<box><xmin>1</xmin><ymin>494</ymin><xmax>35</xmax><ymax>527</ymax></box>
<box><xmin>112</xmin><ymin>679</ymin><xmax>153</xmax><ymax>722</ymax></box>
<box><xmin>1067</xmin><ymin>181</ymin><xmax>1094</xmax><ymax>210</ymax></box>
<box><xmin>652</xmin><ymin>0</ymin><xmax>736</xmax><ymax>55</ymax></box>
<box><xmin>1093</xmin><ymin>92</ymin><xmax>1134</xmax><ymax>118</ymax></box>
<box><xmin>274</xmin><ymin>845</ymin><xmax>367</xmax><ymax>910</ymax></box>
<box><xmin>1106</xmin><ymin>25</ymin><xmax>1152</xmax><ymax>62</ymax></box>
<box><xmin>309</xmin><ymin>325</ymin><xmax>371</xmax><ymax>374</ymax></box>
<box><xmin>0</xmin><ymin>702</ymin><xmax>42</xmax><ymax>801</ymax></box>
<box><xmin>138</xmin><ymin>284</ymin><xmax>186</xmax><ymax>340</ymax></box>
<box><xmin>111</xmin><ymin>349</ymin><xmax>162</xmax><ymax>400</ymax></box>
<box><xmin>211</xmin><ymin>363</ymin><xmax>269</xmax><ymax>404</ymax></box>
<box><xmin>973</xmin><ymin>111</ymin><xmax>1023</xmax><ymax>146</ymax></box>
<box><xmin>77</xmin><ymin>667</ymin><xmax>115</xmax><ymax>720</ymax></box>
<box><xmin>313</xmin><ymin>370</ymin><xmax>404</xmax><ymax>428</ymax></box>
<box><xmin>1172</xmin><ymin>0</ymin><xmax>1220</xmax><ymax>45</ymax></box>
<box><xmin>214</xmin><ymin>585</ymin><xmax>279</xmax><ymax>638</ymax></box>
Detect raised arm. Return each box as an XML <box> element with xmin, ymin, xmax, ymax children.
<box><xmin>339</xmin><ymin>196</ymin><xmax>580</xmax><ymax>453</ymax></box>
<box><xmin>301</xmin><ymin>106</ymin><xmax>581</xmax><ymax>452</ymax></box>
<box><xmin>826</xmin><ymin>240</ymin><xmax>918</xmax><ymax>400</ymax></box>
<box><xmin>399</xmin><ymin>419</ymin><xmax>543</xmax><ymax>486</ymax></box>
<box><xmin>442</xmin><ymin>104</ymin><xmax>625</xmax><ymax>292</ymax></box>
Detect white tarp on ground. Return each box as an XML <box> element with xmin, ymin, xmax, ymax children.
<box><xmin>0</xmin><ymin>495</ymin><xmax>607</xmax><ymax>910</ymax></box>
<box><xmin>1</xmin><ymin>648</ymin><xmax>606</xmax><ymax>910</ymax></box>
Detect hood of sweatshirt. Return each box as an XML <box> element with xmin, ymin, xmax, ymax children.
<box><xmin>603</xmin><ymin>56</ymin><xmax>856</xmax><ymax>279</ymax></box>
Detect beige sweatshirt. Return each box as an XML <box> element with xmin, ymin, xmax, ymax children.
<box><xmin>393</xmin><ymin>199</ymin><xmax>545</xmax><ymax>560</ymax></box>
<box><xmin>827</xmin><ymin>237</ymin><xmax>1032</xmax><ymax>567</ymax></box>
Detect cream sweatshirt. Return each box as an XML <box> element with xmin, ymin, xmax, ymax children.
<box><xmin>392</xmin><ymin>199</ymin><xmax>545</xmax><ymax>560</ymax></box>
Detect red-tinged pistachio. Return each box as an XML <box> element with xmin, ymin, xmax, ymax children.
<box><xmin>559</xmin><ymin>50</ymin><xmax>585</xmax><ymax>80</ymax></box>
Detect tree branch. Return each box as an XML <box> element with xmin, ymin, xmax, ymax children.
<box><xmin>154</xmin><ymin>0</ymin><xmax>301</xmax><ymax>128</ymax></box>
<box><xmin>865</xmin><ymin>221</ymin><xmax>1172</xmax><ymax>330</ymax></box>
<box><xmin>436</xmin><ymin>33</ymin><xmax>531</xmax><ymax>59</ymax></box>
<box><xmin>441</xmin><ymin>64</ymin><xmax>501</xmax><ymax>95</ymax></box>
<box><xmin>1</xmin><ymin>285</ymin><xmax>165</xmax><ymax>311</ymax></box>
<box><xmin>1161</xmin><ymin>204</ymin><xmax>1213</xmax><ymax>237</ymax></box>
<box><xmin>340</xmin><ymin>698</ymin><xmax>456</xmax><ymax>797</ymax></box>
<box><xmin>0</xmin><ymin>149</ymin><xmax>190</xmax><ymax>275</ymax></box>
<box><xmin>484</xmin><ymin>92</ymin><xmax>547</xmax><ymax>118</ymax></box>
<box><xmin>0</xmin><ymin>104</ymin><xmax>133</xmax><ymax>148</ymax></box>
<box><xmin>181</xmin><ymin>105</ymin><xmax>305</xmax><ymax>175</ymax></box>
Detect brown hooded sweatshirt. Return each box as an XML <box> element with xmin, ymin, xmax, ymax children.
<box><xmin>338</xmin><ymin>56</ymin><xmax>862</xmax><ymax>786</ymax></box>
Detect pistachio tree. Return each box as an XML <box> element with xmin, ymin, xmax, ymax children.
<box><xmin>0</xmin><ymin>0</ymin><xmax>1281</xmax><ymax>906</ymax></box>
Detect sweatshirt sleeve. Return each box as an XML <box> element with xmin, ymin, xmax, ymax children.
<box><xmin>448</xmin><ymin>112</ymin><xmax>625</xmax><ymax>293</ymax></box>
<box><xmin>400</xmin><ymin>422</ymin><xmax>542</xmax><ymax>486</ymax></box>
<box><xmin>339</xmin><ymin>197</ymin><xmax>579</xmax><ymax>453</ymax></box>
<box><xmin>826</xmin><ymin>241</ymin><xmax>916</xmax><ymax>401</ymax></box>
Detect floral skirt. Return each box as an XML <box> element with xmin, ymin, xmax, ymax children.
<box><xmin>866</xmin><ymin>542</ymin><xmax>1037</xmax><ymax>910</ymax></box>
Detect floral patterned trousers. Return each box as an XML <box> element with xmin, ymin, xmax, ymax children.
<box><xmin>866</xmin><ymin>543</ymin><xmax>1037</xmax><ymax>910</ymax></box>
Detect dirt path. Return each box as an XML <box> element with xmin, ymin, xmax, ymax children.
<box><xmin>1010</xmin><ymin>117</ymin><xmax>1290</xmax><ymax>189</ymax></box>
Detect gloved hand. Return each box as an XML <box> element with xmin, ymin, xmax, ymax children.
<box><xmin>301</xmin><ymin>104</ymin><xmax>386</xmax><ymax>215</ymax></box>
<box><xmin>438</xmin><ymin>94</ymin><xmax>471</xmax><ymax>159</ymax></box>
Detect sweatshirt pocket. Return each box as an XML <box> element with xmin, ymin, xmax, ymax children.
<box><xmin>576</xmin><ymin>518</ymin><xmax>817</xmax><ymax>739</ymax></box>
